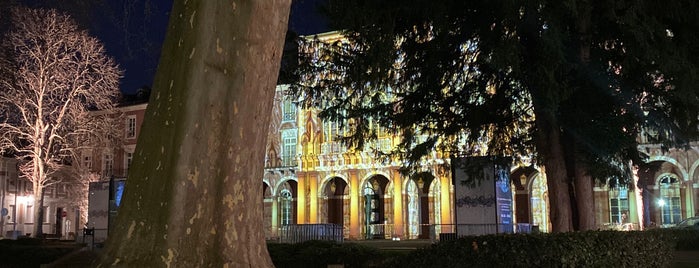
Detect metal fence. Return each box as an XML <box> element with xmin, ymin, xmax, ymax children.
<box><xmin>278</xmin><ymin>224</ymin><xmax>344</xmax><ymax>244</ymax></box>
<box><xmin>365</xmin><ymin>223</ymin><xmax>396</xmax><ymax>239</ymax></box>
<box><xmin>429</xmin><ymin>223</ymin><xmax>535</xmax><ymax>242</ymax></box>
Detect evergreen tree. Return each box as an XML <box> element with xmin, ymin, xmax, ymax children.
<box><xmin>291</xmin><ymin>0</ymin><xmax>699</xmax><ymax>232</ymax></box>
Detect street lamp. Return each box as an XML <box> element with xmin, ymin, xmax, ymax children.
<box><xmin>657</xmin><ymin>198</ymin><xmax>666</xmax><ymax>207</ymax></box>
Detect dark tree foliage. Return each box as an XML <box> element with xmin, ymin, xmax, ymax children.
<box><xmin>291</xmin><ymin>0</ymin><xmax>699</xmax><ymax>179</ymax></box>
<box><xmin>291</xmin><ymin>0</ymin><xmax>699</xmax><ymax>231</ymax></box>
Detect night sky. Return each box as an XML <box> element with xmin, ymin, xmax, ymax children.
<box><xmin>90</xmin><ymin>0</ymin><xmax>328</xmax><ymax>95</ymax></box>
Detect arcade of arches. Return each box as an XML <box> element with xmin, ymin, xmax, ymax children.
<box><xmin>260</xmin><ymin>86</ymin><xmax>699</xmax><ymax>240</ymax></box>
<box><xmin>260</xmin><ymin>146</ymin><xmax>698</xmax><ymax>240</ymax></box>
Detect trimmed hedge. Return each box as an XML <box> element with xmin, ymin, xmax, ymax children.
<box><xmin>650</xmin><ymin>228</ymin><xmax>699</xmax><ymax>250</ymax></box>
<box><xmin>268</xmin><ymin>230</ymin><xmax>696</xmax><ymax>267</ymax></box>
<box><xmin>389</xmin><ymin>231</ymin><xmax>676</xmax><ymax>268</ymax></box>
<box><xmin>268</xmin><ymin>240</ymin><xmax>391</xmax><ymax>268</ymax></box>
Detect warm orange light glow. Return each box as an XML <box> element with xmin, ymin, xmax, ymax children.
<box><xmin>271</xmin><ymin>198</ymin><xmax>279</xmax><ymax>234</ymax></box>
<box><xmin>310</xmin><ymin>174</ymin><xmax>318</xmax><ymax>223</ymax></box>
<box><xmin>297</xmin><ymin>175</ymin><xmax>306</xmax><ymax>224</ymax></box>
<box><xmin>349</xmin><ymin>171</ymin><xmax>360</xmax><ymax>239</ymax></box>
<box><xmin>440</xmin><ymin>175</ymin><xmax>452</xmax><ymax>232</ymax></box>
<box><xmin>393</xmin><ymin>170</ymin><xmax>404</xmax><ymax>238</ymax></box>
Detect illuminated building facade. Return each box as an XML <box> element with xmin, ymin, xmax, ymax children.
<box><xmin>261</xmin><ymin>82</ymin><xmax>698</xmax><ymax>239</ymax></box>
<box><xmin>257</xmin><ymin>31</ymin><xmax>699</xmax><ymax>239</ymax></box>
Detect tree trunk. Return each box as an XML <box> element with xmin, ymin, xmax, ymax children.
<box><xmin>574</xmin><ymin>162</ymin><xmax>595</xmax><ymax>230</ymax></box>
<box><xmin>536</xmin><ymin>117</ymin><xmax>573</xmax><ymax>233</ymax></box>
<box><xmin>100</xmin><ymin>1</ymin><xmax>291</xmax><ymax>267</ymax></box>
<box><xmin>572</xmin><ymin>0</ymin><xmax>596</xmax><ymax>232</ymax></box>
<box><xmin>32</xmin><ymin>184</ymin><xmax>45</xmax><ymax>237</ymax></box>
<box><xmin>520</xmin><ymin>2</ymin><xmax>573</xmax><ymax>232</ymax></box>
<box><xmin>31</xmin><ymin>156</ymin><xmax>46</xmax><ymax>238</ymax></box>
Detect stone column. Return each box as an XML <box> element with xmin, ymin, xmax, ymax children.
<box><xmin>271</xmin><ymin>196</ymin><xmax>279</xmax><ymax>236</ymax></box>
<box><xmin>309</xmin><ymin>172</ymin><xmax>318</xmax><ymax>223</ymax></box>
<box><xmin>349</xmin><ymin>169</ymin><xmax>360</xmax><ymax>239</ymax></box>
<box><xmin>296</xmin><ymin>173</ymin><xmax>306</xmax><ymax>224</ymax></box>
<box><xmin>392</xmin><ymin>169</ymin><xmax>404</xmax><ymax>239</ymax></box>
<box><xmin>440</xmin><ymin>174</ymin><xmax>453</xmax><ymax>232</ymax></box>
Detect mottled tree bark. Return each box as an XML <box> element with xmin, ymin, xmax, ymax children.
<box><xmin>99</xmin><ymin>1</ymin><xmax>290</xmax><ymax>267</ymax></box>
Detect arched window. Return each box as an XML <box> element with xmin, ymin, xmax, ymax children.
<box><xmin>406</xmin><ymin>179</ymin><xmax>419</xmax><ymax>239</ymax></box>
<box><xmin>658</xmin><ymin>175</ymin><xmax>681</xmax><ymax>225</ymax></box>
<box><xmin>280</xmin><ymin>189</ymin><xmax>293</xmax><ymax>225</ymax></box>
<box><xmin>530</xmin><ymin>174</ymin><xmax>549</xmax><ymax>233</ymax></box>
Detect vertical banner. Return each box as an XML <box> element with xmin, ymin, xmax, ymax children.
<box><xmin>451</xmin><ymin>156</ymin><xmax>512</xmax><ymax>236</ymax></box>
<box><xmin>494</xmin><ymin>163</ymin><xmax>513</xmax><ymax>231</ymax></box>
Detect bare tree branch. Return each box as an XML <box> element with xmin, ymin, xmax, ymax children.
<box><xmin>0</xmin><ymin>6</ymin><xmax>122</xmax><ymax>237</ymax></box>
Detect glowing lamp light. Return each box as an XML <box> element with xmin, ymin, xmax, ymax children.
<box><xmin>657</xmin><ymin>199</ymin><xmax>666</xmax><ymax>207</ymax></box>
<box><xmin>520</xmin><ymin>174</ymin><xmax>528</xmax><ymax>187</ymax></box>
<box><xmin>371</xmin><ymin>180</ymin><xmax>379</xmax><ymax>190</ymax></box>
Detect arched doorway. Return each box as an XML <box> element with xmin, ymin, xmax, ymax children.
<box><xmin>428</xmin><ymin>179</ymin><xmax>442</xmax><ymax>237</ymax></box>
<box><xmin>324</xmin><ymin>177</ymin><xmax>347</xmax><ymax>227</ymax></box>
<box><xmin>410</xmin><ymin>172</ymin><xmax>435</xmax><ymax>239</ymax></box>
<box><xmin>529</xmin><ymin>173</ymin><xmax>549</xmax><ymax>233</ymax></box>
<box><xmin>363</xmin><ymin>175</ymin><xmax>389</xmax><ymax>239</ymax></box>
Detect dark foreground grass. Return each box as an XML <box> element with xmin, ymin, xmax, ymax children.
<box><xmin>0</xmin><ymin>238</ymin><xmax>83</xmax><ymax>268</ymax></box>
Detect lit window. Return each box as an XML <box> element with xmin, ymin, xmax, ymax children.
<box><xmin>83</xmin><ymin>155</ymin><xmax>92</xmax><ymax>170</ymax></box>
<box><xmin>281</xmin><ymin>130</ymin><xmax>297</xmax><ymax>166</ymax></box>
<box><xmin>609</xmin><ymin>186</ymin><xmax>629</xmax><ymax>224</ymax></box>
<box><xmin>103</xmin><ymin>154</ymin><xmax>113</xmax><ymax>178</ymax></box>
<box><xmin>26</xmin><ymin>205</ymin><xmax>33</xmax><ymax>224</ymax></box>
<box><xmin>8</xmin><ymin>205</ymin><xmax>15</xmax><ymax>223</ymax></box>
<box><xmin>43</xmin><ymin>206</ymin><xmax>50</xmax><ymax>223</ymax></box>
<box><xmin>659</xmin><ymin>175</ymin><xmax>681</xmax><ymax>225</ymax></box>
<box><xmin>125</xmin><ymin>152</ymin><xmax>133</xmax><ymax>175</ymax></box>
<box><xmin>126</xmin><ymin>116</ymin><xmax>136</xmax><ymax>138</ymax></box>
<box><xmin>280</xmin><ymin>189</ymin><xmax>293</xmax><ymax>225</ymax></box>
<box><xmin>282</xmin><ymin>99</ymin><xmax>296</xmax><ymax>122</ymax></box>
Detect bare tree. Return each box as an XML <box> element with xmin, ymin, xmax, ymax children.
<box><xmin>0</xmin><ymin>7</ymin><xmax>121</xmax><ymax>237</ymax></box>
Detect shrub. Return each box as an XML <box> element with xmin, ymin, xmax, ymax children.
<box><xmin>268</xmin><ymin>240</ymin><xmax>384</xmax><ymax>268</ymax></box>
<box><xmin>647</xmin><ymin>228</ymin><xmax>699</xmax><ymax>250</ymax></box>
<box><xmin>389</xmin><ymin>231</ymin><xmax>675</xmax><ymax>268</ymax></box>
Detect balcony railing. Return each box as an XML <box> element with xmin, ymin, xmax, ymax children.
<box><xmin>278</xmin><ymin>223</ymin><xmax>343</xmax><ymax>244</ymax></box>
<box><xmin>321</xmin><ymin>142</ymin><xmax>344</xmax><ymax>154</ymax></box>
<box><xmin>282</xmin><ymin>112</ymin><xmax>296</xmax><ymax>122</ymax></box>
<box><xmin>281</xmin><ymin>156</ymin><xmax>297</xmax><ymax>167</ymax></box>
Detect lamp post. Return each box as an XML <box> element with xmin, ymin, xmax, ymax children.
<box><xmin>1</xmin><ymin>160</ymin><xmax>5</xmax><ymax>236</ymax></box>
